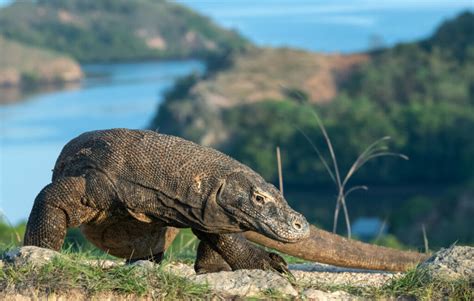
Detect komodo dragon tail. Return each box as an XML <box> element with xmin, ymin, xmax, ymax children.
<box><xmin>244</xmin><ymin>225</ymin><xmax>430</xmax><ymax>272</ymax></box>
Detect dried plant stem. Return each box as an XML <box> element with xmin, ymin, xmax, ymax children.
<box><xmin>299</xmin><ymin>107</ymin><xmax>408</xmax><ymax>238</ymax></box>
<box><xmin>374</xmin><ymin>218</ymin><xmax>388</xmax><ymax>243</ymax></box>
<box><xmin>422</xmin><ymin>224</ymin><xmax>429</xmax><ymax>254</ymax></box>
<box><xmin>276</xmin><ymin>146</ymin><xmax>284</xmax><ymax>195</ymax></box>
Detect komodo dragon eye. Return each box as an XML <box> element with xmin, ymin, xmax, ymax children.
<box><xmin>253</xmin><ymin>192</ymin><xmax>270</xmax><ymax>205</ymax></box>
<box><xmin>255</xmin><ymin>195</ymin><xmax>265</xmax><ymax>203</ymax></box>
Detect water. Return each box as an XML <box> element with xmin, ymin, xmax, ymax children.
<box><xmin>1</xmin><ymin>0</ymin><xmax>472</xmax><ymax>224</ymax></box>
<box><xmin>0</xmin><ymin>60</ymin><xmax>204</xmax><ymax>223</ymax></box>
<box><xmin>178</xmin><ymin>0</ymin><xmax>473</xmax><ymax>53</ymax></box>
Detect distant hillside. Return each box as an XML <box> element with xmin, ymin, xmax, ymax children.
<box><xmin>0</xmin><ymin>0</ymin><xmax>248</xmax><ymax>62</ymax></box>
<box><xmin>151</xmin><ymin>11</ymin><xmax>474</xmax><ymax>248</ymax></box>
<box><xmin>152</xmin><ymin>47</ymin><xmax>368</xmax><ymax>146</ymax></box>
<box><xmin>0</xmin><ymin>35</ymin><xmax>82</xmax><ymax>88</ymax></box>
<box><xmin>151</xmin><ymin>11</ymin><xmax>474</xmax><ymax>186</ymax></box>
<box><xmin>422</xmin><ymin>11</ymin><xmax>474</xmax><ymax>62</ymax></box>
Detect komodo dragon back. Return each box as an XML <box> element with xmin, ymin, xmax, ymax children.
<box><xmin>53</xmin><ymin>128</ymin><xmax>240</xmax><ymax>202</ymax></box>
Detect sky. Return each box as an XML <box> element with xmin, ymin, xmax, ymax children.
<box><xmin>177</xmin><ymin>0</ymin><xmax>473</xmax><ymax>52</ymax></box>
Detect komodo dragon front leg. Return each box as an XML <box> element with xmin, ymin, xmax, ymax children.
<box><xmin>25</xmin><ymin>171</ymin><xmax>181</xmax><ymax>262</ymax></box>
<box><xmin>194</xmin><ymin>239</ymin><xmax>232</xmax><ymax>273</ymax></box>
<box><xmin>193</xmin><ymin>230</ymin><xmax>289</xmax><ymax>274</ymax></box>
<box><xmin>24</xmin><ymin>175</ymin><xmax>103</xmax><ymax>250</ymax></box>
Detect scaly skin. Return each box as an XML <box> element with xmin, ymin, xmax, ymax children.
<box><xmin>24</xmin><ymin>128</ymin><xmax>427</xmax><ymax>273</ymax></box>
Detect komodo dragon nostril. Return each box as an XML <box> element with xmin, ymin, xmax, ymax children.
<box><xmin>292</xmin><ymin>220</ymin><xmax>302</xmax><ymax>231</ymax></box>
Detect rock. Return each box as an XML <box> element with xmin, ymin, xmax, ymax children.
<box><xmin>82</xmin><ymin>259</ymin><xmax>122</xmax><ymax>269</ymax></box>
<box><xmin>4</xmin><ymin>246</ymin><xmax>471</xmax><ymax>298</ymax></box>
<box><xmin>193</xmin><ymin>269</ymin><xmax>298</xmax><ymax>297</ymax></box>
<box><xmin>164</xmin><ymin>261</ymin><xmax>195</xmax><ymax>277</ymax></box>
<box><xmin>291</xmin><ymin>263</ymin><xmax>400</xmax><ymax>288</ymax></box>
<box><xmin>166</xmin><ymin>262</ymin><xmax>297</xmax><ymax>297</ymax></box>
<box><xmin>302</xmin><ymin>288</ymin><xmax>359</xmax><ymax>300</ymax></box>
<box><xmin>418</xmin><ymin>245</ymin><xmax>474</xmax><ymax>280</ymax></box>
<box><xmin>3</xmin><ymin>246</ymin><xmax>61</xmax><ymax>267</ymax></box>
<box><xmin>130</xmin><ymin>260</ymin><xmax>156</xmax><ymax>270</ymax></box>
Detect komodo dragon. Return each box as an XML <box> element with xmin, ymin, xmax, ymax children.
<box><xmin>24</xmin><ymin>128</ymin><xmax>428</xmax><ymax>273</ymax></box>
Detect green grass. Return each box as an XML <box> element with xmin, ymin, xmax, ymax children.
<box><xmin>0</xmin><ymin>249</ymin><xmax>212</xmax><ymax>299</ymax></box>
<box><xmin>1</xmin><ymin>244</ymin><xmax>472</xmax><ymax>300</ymax></box>
<box><xmin>297</xmin><ymin>267</ymin><xmax>473</xmax><ymax>300</ymax></box>
<box><xmin>165</xmin><ymin>228</ymin><xmax>199</xmax><ymax>264</ymax></box>
<box><xmin>1</xmin><ymin>222</ymin><xmax>471</xmax><ymax>299</ymax></box>
<box><xmin>381</xmin><ymin>267</ymin><xmax>473</xmax><ymax>300</ymax></box>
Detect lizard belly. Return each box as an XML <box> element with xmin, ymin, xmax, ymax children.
<box><xmin>81</xmin><ymin>216</ymin><xmax>176</xmax><ymax>259</ymax></box>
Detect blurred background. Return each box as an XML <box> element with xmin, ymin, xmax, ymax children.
<box><xmin>0</xmin><ymin>0</ymin><xmax>473</xmax><ymax>251</ymax></box>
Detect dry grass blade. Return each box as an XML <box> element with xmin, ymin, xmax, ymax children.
<box><xmin>344</xmin><ymin>186</ymin><xmax>369</xmax><ymax>199</ymax></box>
<box><xmin>276</xmin><ymin>146</ymin><xmax>284</xmax><ymax>194</ymax></box>
<box><xmin>342</xmin><ymin>137</ymin><xmax>392</xmax><ymax>187</ymax></box>
<box><xmin>309</xmin><ymin>110</ymin><xmax>343</xmax><ymax>189</ymax></box>
<box><xmin>422</xmin><ymin>224</ymin><xmax>429</xmax><ymax>254</ymax></box>
<box><xmin>296</xmin><ymin>126</ymin><xmax>336</xmax><ymax>184</ymax></box>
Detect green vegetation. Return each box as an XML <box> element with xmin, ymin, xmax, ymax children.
<box><xmin>152</xmin><ymin>12</ymin><xmax>474</xmax><ymax>247</ymax></box>
<box><xmin>221</xmin><ymin>98</ymin><xmax>474</xmax><ymax>186</ymax></box>
<box><xmin>0</xmin><ymin>250</ymin><xmax>212</xmax><ymax>299</ymax></box>
<box><xmin>1</xmin><ymin>220</ymin><xmax>469</xmax><ymax>299</ymax></box>
<box><xmin>0</xmin><ymin>217</ymin><xmax>24</xmax><ymax>248</ymax></box>
<box><xmin>0</xmin><ymin>0</ymin><xmax>248</xmax><ymax>62</ymax></box>
<box><xmin>2</xmin><ymin>252</ymin><xmax>470</xmax><ymax>300</ymax></box>
<box><xmin>380</xmin><ymin>267</ymin><xmax>473</xmax><ymax>300</ymax></box>
<box><xmin>154</xmin><ymin>11</ymin><xmax>474</xmax><ymax>186</ymax></box>
<box><xmin>297</xmin><ymin>267</ymin><xmax>473</xmax><ymax>300</ymax></box>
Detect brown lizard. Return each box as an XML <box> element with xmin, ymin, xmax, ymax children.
<box><xmin>24</xmin><ymin>128</ymin><xmax>428</xmax><ymax>273</ymax></box>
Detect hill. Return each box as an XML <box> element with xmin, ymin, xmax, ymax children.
<box><xmin>152</xmin><ymin>47</ymin><xmax>368</xmax><ymax>146</ymax></box>
<box><xmin>0</xmin><ymin>0</ymin><xmax>248</xmax><ymax>62</ymax></box>
<box><xmin>0</xmin><ymin>35</ymin><xmax>82</xmax><ymax>88</ymax></box>
<box><xmin>151</xmin><ymin>12</ymin><xmax>474</xmax><ymax>247</ymax></box>
<box><xmin>151</xmin><ymin>11</ymin><xmax>474</xmax><ymax>186</ymax></box>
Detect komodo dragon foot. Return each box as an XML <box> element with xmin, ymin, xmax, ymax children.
<box><xmin>193</xmin><ymin>230</ymin><xmax>289</xmax><ymax>274</ymax></box>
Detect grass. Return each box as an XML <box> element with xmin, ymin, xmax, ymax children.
<box><xmin>296</xmin><ymin>267</ymin><xmax>473</xmax><ymax>300</ymax></box>
<box><xmin>165</xmin><ymin>228</ymin><xmax>199</xmax><ymax>264</ymax></box>
<box><xmin>1</xmin><ymin>229</ymin><xmax>472</xmax><ymax>299</ymax></box>
<box><xmin>0</xmin><ymin>249</ymin><xmax>212</xmax><ymax>299</ymax></box>
<box><xmin>381</xmin><ymin>267</ymin><xmax>473</xmax><ymax>300</ymax></box>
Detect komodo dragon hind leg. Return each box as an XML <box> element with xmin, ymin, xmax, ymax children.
<box><xmin>24</xmin><ymin>176</ymin><xmax>99</xmax><ymax>250</ymax></box>
<box><xmin>125</xmin><ymin>227</ymin><xmax>181</xmax><ymax>265</ymax></box>
<box><xmin>193</xmin><ymin>230</ymin><xmax>290</xmax><ymax>274</ymax></box>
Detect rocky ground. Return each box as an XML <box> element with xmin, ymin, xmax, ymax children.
<box><xmin>1</xmin><ymin>246</ymin><xmax>472</xmax><ymax>300</ymax></box>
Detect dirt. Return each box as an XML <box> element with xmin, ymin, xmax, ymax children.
<box><xmin>191</xmin><ymin>47</ymin><xmax>369</xmax><ymax>109</ymax></box>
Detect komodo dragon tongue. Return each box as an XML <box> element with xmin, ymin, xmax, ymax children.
<box><xmin>244</xmin><ymin>225</ymin><xmax>430</xmax><ymax>272</ymax></box>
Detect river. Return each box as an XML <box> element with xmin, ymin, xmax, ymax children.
<box><xmin>0</xmin><ymin>60</ymin><xmax>204</xmax><ymax>223</ymax></box>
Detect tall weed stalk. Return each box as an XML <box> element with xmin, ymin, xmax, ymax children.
<box><xmin>299</xmin><ymin>109</ymin><xmax>408</xmax><ymax>238</ymax></box>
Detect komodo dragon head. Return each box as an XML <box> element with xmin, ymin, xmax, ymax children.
<box><xmin>214</xmin><ymin>170</ymin><xmax>310</xmax><ymax>243</ymax></box>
